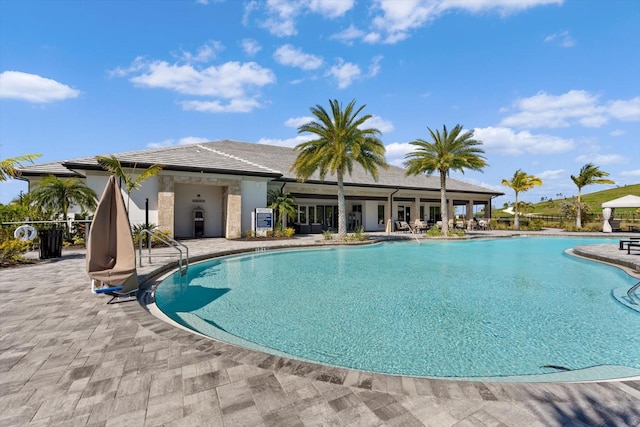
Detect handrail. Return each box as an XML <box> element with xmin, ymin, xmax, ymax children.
<box><xmin>628</xmin><ymin>281</ymin><xmax>640</xmax><ymax>305</ymax></box>
<box><xmin>138</xmin><ymin>229</ymin><xmax>189</xmax><ymax>275</ymax></box>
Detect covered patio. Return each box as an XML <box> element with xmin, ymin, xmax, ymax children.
<box><xmin>602</xmin><ymin>194</ymin><xmax>640</xmax><ymax>232</ymax></box>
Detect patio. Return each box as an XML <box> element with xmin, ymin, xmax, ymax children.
<box><xmin>1</xmin><ymin>231</ymin><xmax>639</xmax><ymax>426</ymax></box>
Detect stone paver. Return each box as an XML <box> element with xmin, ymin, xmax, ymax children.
<box><xmin>1</xmin><ymin>230</ymin><xmax>639</xmax><ymax>426</ymax></box>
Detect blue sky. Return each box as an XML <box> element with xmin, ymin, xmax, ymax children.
<box><xmin>1</xmin><ymin>0</ymin><xmax>639</xmax><ymax>206</ymax></box>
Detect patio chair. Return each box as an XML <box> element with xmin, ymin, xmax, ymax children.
<box><xmin>414</xmin><ymin>219</ymin><xmax>428</xmax><ymax>232</ymax></box>
<box><xmin>619</xmin><ymin>237</ymin><xmax>640</xmax><ymax>250</ymax></box>
<box><xmin>395</xmin><ymin>220</ymin><xmax>412</xmax><ymax>233</ymax></box>
<box><xmin>627</xmin><ymin>242</ymin><xmax>640</xmax><ymax>255</ymax></box>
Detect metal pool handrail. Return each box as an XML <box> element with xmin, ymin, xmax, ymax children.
<box><xmin>628</xmin><ymin>281</ymin><xmax>640</xmax><ymax>305</ymax></box>
<box><xmin>138</xmin><ymin>229</ymin><xmax>189</xmax><ymax>275</ymax></box>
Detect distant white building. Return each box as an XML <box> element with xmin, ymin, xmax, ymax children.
<box><xmin>18</xmin><ymin>140</ymin><xmax>503</xmax><ymax>238</ymax></box>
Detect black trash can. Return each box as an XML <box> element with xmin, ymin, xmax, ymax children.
<box><xmin>39</xmin><ymin>228</ymin><xmax>63</xmax><ymax>259</ymax></box>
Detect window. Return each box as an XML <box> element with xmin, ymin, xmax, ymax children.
<box><xmin>429</xmin><ymin>205</ymin><xmax>441</xmax><ymax>221</ymax></box>
<box><xmin>419</xmin><ymin>205</ymin><xmax>425</xmax><ymax>221</ymax></box>
<box><xmin>378</xmin><ymin>204</ymin><xmax>385</xmax><ymax>225</ymax></box>
<box><xmin>397</xmin><ymin>205</ymin><xmax>411</xmax><ymax>222</ymax></box>
<box><xmin>298</xmin><ymin>206</ymin><xmax>307</xmax><ymax>224</ymax></box>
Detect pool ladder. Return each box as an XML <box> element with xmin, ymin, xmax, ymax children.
<box><xmin>138</xmin><ymin>229</ymin><xmax>189</xmax><ymax>276</ymax></box>
<box><xmin>628</xmin><ymin>281</ymin><xmax>640</xmax><ymax>305</ymax></box>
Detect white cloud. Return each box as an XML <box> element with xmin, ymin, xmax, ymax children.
<box><xmin>113</xmin><ymin>58</ymin><xmax>275</xmax><ymax>113</ymax></box>
<box><xmin>473</xmin><ymin>126</ymin><xmax>574</xmax><ymax>155</ymax></box>
<box><xmin>308</xmin><ymin>0</ymin><xmax>355</xmax><ymax>18</ymax></box>
<box><xmin>368</xmin><ymin>55</ymin><xmax>383</xmax><ymax>77</ymax></box>
<box><xmin>326</xmin><ymin>59</ymin><xmax>361</xmax><ymax>89</ymax></box>
<box><xmin>574</xmin><ymin>153</ymin><xmax>626</xmax><ymax>165</ymax></box>
<box><xmin>176</xmin><ymin>40</ymin><xmax>223</xmax><ymax>63</ymax></box>
<box><xmin>273</xmin><ymin>45</ymin><xmax>323</xmax><ymax>70</ymax></box>
<box><xmin>257</xmin><ymin>134</ymin><xmax>312</xmax><ymax>148</ymax></box>
<box><xmin>0</xmin><ymin>71</ymin><xmax>80</xmax><ymax>103</ymax></box>
<box><xmin>366</xmin><ymin>115</ymin><xmax>394</xmax><ymax>133</ymax></box>
<box><xmin>181</xmin><ymin>98</ymin><xmax>262</xmax><ymax>113</ymax></box>
<box><xmin>369</xmin><ymin>0</ymin><xmax>562</xmax><ymax>44</ymax></box>
<box><xmin>544</xmin><ymin>30</ymin><xmax>575</xmax><ymax>47</ymax></box>
<box><xmin>251</xmin><ymin>0</ymin><xmax>355</xmax><ymax>36</ymax></box>
<box><xmin>147</xmin><ymin>136</ymin><xmax>210</xmax><ymax>148</ymax></box>
<box><xmin>128</xmin><ymin>60</ymin><xmax>274</xmax><ymax>97</ymax></box>
<box><xmin>285</xmin><ymin>116</ymin><xmax>314</xmax><ymax>128</ymax></box>
<box><xmin>609</xmin><ymin>129</ymin><xmax>625</xmax><ymax>137</ymax></box>
<box><xmin>608</xmin><ymin>97</ymin><xmax>640</xmax><ymax>121</ymax></box>
<box><xmin>241</xmin><ymin>38</ymin><xmax>261</xmax><ymax>56</ymax></box>
<box><xmin>499</xmin><ymin>90</ymin><xmax>640</xmax><ymax>129</ymax></box>
<box><xmin>384</xmin><ymin>142</ymin><xmax>413</xmax><ymax>166</ymax></box>
<box><xmin>538</xmin><ymin>169</ymin><xmax>566</xmax><ymax>180</ymax></box>
<box><xmin>330</xmin><ymin>24</ymin><xmax>365</xmax><ymax>45</ymax></box>
<box><xmin>620</xmin><ymin>169</ymin><xmax>640</xmax><ymax>177</ymax></box>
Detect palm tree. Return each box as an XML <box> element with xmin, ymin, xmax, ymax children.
<box><xmin>30</xmin><ymin>175</ymin><xmax>97</xmax><ymax>224</ymax></box>
<box><xmin>404</xmin><ymin>124</ymin><xmax>487</xmax><ymax>234</ymax></box>
<box><xmin>570</xmin><ymin>163</ymin><xmax>614</xmax><ymax>228</ymax></box>
<box><xmin>501</xmin><ymin>170</ymin><xmax>542</xmax><ymax>230</ymax></box>
<box><xmin>292</xmin><ymin>99</ymin><xmax>388</xmax><ymax>237</ymax></box>
<box><xmin>96</xmin><ymin>155</ymin><xmax>163</xmax><ymax>212</ymax></box>
<box><xmin>267</xmin><ymin>190</ymin><xmax>297</xmax><ymax>230</ymax></box>
<box><xmin>0</xmin><ymin>153</ymin><xmax>41</xmax><ymax>181</ymax></box>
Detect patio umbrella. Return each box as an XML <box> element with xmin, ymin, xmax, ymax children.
<box><xmin>86</xmin><ymin>175</ymin><xmax>138</xmax><ymax>292</ymax></box>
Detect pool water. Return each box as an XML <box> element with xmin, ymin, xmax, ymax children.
<box><xmin>155</xmin><ymin>237</ymin><xmax>640</xmax><ymax>380</ymax></box>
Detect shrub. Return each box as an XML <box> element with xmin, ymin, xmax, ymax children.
<box><xmin>352</xmin><ymin>226</ymin><xmax>367</xmax><ymax>241</ymax></box>
<box><xmin>426</xmin><ymin>226</ymin><xmax>441</xmax><ymax>236</ymax></box>
<box><xmin>447</xmin><ymin>229</ymin><xmax>465</xmax><ymax>237</ymax></box>
<box><xmin>323</xmin><ymin>230</ymin><xmax>333</xmax><ymax>240</ymax></box>
<box><xmin>0</xmin><ymin>239</ymin><xmax>30</xmax><ymax>264</ymax></box>
<box><xmin>525</xmin><ymin>219</ymin><xmax>544</xmax><ymax>231</ymax></box>
<box><xmin>244</xmin><ymin>229</ymin><xmax>255</xmax><ymax>238</ymax></box>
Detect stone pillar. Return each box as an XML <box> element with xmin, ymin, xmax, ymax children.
<box><xmin>414</xmin><ymin>196</ymin><xmax>420</xmax><ymax>223</ymax></box>
<box><xmin>385</xmin><ymin>194</ymin><xmax>393</xmax><ymax>233</ymax></box>
<box><xmin>466</xmin><ymin>200</ymin><xmax>474</xmax><ymax>220</ymax></box>
<box><xmin>158</xmin><ymin>176</ymin><xmax>175</xmax><ymax>237</ymax></box>
<box><xmin>225</xmin><ymin>182</ymin><xmax>242</xmax><ymax>238</ymax></box>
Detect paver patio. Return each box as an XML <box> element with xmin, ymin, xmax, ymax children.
<box><xmin>1</xmin><ymin>230</ymin><xmax>639</xmax><ymax>426</ymax></box>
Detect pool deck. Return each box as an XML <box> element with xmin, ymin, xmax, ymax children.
<box><xmin>1</xmin><ymin>229</ymin><xmax>639</xmax><ymax>426</ymax></box>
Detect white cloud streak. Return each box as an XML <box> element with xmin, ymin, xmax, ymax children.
<box><xmin>499</xmin><ymin>90</ymin><xmax>640</xmax><ymax>129</ymax></box>
<box><xmin>368</xmin><ymin>0</ymin><xmax>562</xmax><ymax>44</ymax></box>
<box><xmin>273</xmin><ymin>44</ymin><xmax>323</xmax><ymax>70</ymax></box>
<box><xmin>544</xmin><ymin>30</ymin><xmax>575</xmax><ymax>47</ymax></box>
<box><xmin>241</xmin><ymin>38</ymin><xmax>262</xmax><ymax>56</ymax></box>
<box><xmin>326</xmin><ymin>59</ymin><xmax>361</xmax><ymax>89</ymax></box>
<box><xmin>147</xmin><ymin>136</ymin><xmax>210</xmax><ymax>148</ymax></box>
<box><xmin>473</xmin><ymin>126</ymin><xmax>575</xmax><ymax>155</ymax></box>
<box><xmin>249</xmin><ymin>0</ymin><xmax>354</xmax><ymax>37</ymax></box>
<box><xmin>112</xmin><ymin>58</ymin><xmax>275</xmax><ymax>113</ymax></box>
<box><xmin>0</xmin><ymin>71</ymin><xmax>80</xmax><ymax>103</ymax></box>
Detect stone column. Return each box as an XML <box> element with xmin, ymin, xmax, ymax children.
<box><xmin>158</xmin><ymin>176</ymin><xmax>175</xmax><ymax>237</ymax></box>
<box><xmin>466</xmin><ymin>200</ymin><xmax>474</xmax><ymax>220</ymax></box>
<box><xmin>225</xmin><ymin>181</ymin><xmax>242</xmax><ymax>238</ymax></box>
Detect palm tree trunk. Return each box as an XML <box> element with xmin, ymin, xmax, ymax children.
<box><xmin>440</xmin><ymin>171</ymin><xmax>448</xmax><ymax>234</ymax></box>
<box><xmin>337</xmin><ymin>170</ymin><xmax>347</xmax><ymax>237</ymax></box>
<box><xmin>514</xmin><ymin>193</ymin><xmax>520</xmax><ymax>230</ymax></box>
<box><xmin>576</xmin><ymin>190</ymin><xmax>582</xmax><ymax>228</ymax></box>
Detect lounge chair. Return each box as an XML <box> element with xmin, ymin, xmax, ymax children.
<box><xmin>413</xmin><ymin>220</ymin><xmax>428</xmax><ymax>232</ymax></box>
<box><xmin>395</xmin><ymin>220</ymin><xmax>412</xmax><ymax>233</ymax></box>
<box><xmin>619</xmin><ymin>238</ymin><xmax>640</xmax><ymax>250</ymax></box>
<box><xmin>627</xmin><ymin>242</ymin><xmax>640</xmax><ymax>255</ymax></box>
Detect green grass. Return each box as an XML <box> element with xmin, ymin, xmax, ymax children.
<box><xmin>494</xmin><ymin>183</ymin><xmax>640</xmax><ymax>218</ymax></box>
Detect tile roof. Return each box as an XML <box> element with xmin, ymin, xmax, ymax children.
<box><xmin>18</xmin><ymin>140</ymin><xmax>502</xmax><ymax>195</ymax></box>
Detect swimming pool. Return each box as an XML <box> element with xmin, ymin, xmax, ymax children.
<box><xmin>154</xmin><ymin>237</ymin><xmax>640</xmax><ymax>381</ymax></box>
